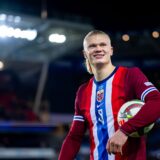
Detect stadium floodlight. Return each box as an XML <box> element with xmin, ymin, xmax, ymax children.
<box><xmin>0</xmin><ymin>13</ymin><xmax>21</xmax><ymax>23</ymax></box>
<box><xmin>22</xmin><ymin>29</ymin><xmax>37</xmax><ymax>41</ymax></box>
<box><xmin>49</xmin><ymin>33</ymin><xmax>66</xmax><ymax>43</ymax></box>
<box><xmin>0</xmin><ymin>61</ymin><xmax>4</xmax><ymax>70</ymax></box>
<box><xmin>0</xmin><ymin>14</ymin><xmax>7</xmax><ymax>21</ymax></box>
<box><xmin>7</xmin><ymin>15</ymin><xmax>14</xmax><ymax>22</ymax></box>
<box><xmin>0</xmin><ymin>25</ymin><xmax>37</xmax><ymax>41</ymax></box>
<box><xmin>14</xmin><ymin>16</ymin><xmax>21</xmax><ymax>23</ymax></box>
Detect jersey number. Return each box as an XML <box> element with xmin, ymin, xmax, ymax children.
<box><xmin>98</xmin><ymin>109</ymin><xmax>104</xmax><ymax>124</ymax></box>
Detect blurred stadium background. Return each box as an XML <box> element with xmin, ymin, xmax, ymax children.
<box><xmin>0</xmin><ymin>0</ymin><xmax>160</xmax><ymax>159</ymax></box>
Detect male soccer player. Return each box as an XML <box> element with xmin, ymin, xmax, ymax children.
<box><xmin>59</xmin><ymin>30</ymin><xmax>160</xmax><ymax>160</ymax></box>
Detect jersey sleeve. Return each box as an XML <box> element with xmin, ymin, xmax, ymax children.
<box><xmin>120</xmin><ymin>67</ymin><xmax>160</xmax><ymax>135</ymax></box>
<box><xmin>58</xmin><ymin>85</ymin><xmax>87</xmax><ymax>160</ymax></box>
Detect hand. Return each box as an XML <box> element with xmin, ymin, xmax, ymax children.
<box><xmin>106</xmin><ymin>129</ymin><xmax>128</xmax><ymax>155</ymax></box>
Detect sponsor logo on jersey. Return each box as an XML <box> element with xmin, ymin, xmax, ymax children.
<box><xmin>97</xmin><ymin>102</ymin><xmax>104</xmax><ymax>108</ymax></box>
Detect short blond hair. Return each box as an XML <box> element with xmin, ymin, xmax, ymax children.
<box><xmin>83</xmin><ymin>30</ymin><xmax>111</xmax><ymax>50</ymax></box>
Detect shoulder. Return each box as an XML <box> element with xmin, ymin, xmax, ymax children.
<box><xmin>75</xmin><ymin>78</ymin><xmax>93</xmax><ymax>110</ymax></box>
<box><xmin>126</xmin><ymin>66</ymin><xmax>147</xmax><ymax>79</ymax></box>
<box><xmin>119</xmin><ymin>66</ymin><xmax>142</xmax><ymax>73</ymax></box>
<box><xmin>115</xmin><ymin>66</ymin><xmax>141</xmax><ymax>75</ymax></box>
<box><xmin>117</xmin><ymin>66</ymin><xmax>148</xmax><ymax>86</ymax></box>
<box><xmin>118</xmin><ymin>66</ymin><xmax>145</xmax><ymax>77</ymax></box>
<box><xmin>123</xmin><ymin>66</ymin><xmax>149</xmax><ymax>91</ymax></box>
<box><xmin>127</xmin><ymin>66</ymin><xmax>142</xmax><ymax>73</ymax></box>
<box><xmin>77</xmin><ymin>77</ymin><xmax>93</xmax><ymax>96</ymax></box>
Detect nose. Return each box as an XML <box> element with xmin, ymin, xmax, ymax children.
<box><xmin>95</xmin><ymin>45</ymin><xmax>102</xmax><ymax>52</ymax></box>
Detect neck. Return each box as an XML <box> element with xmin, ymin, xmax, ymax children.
<box><xmin>93</xmin><ymin>63</ymin><xmax>116</xmax><ymax>81</ymax></box>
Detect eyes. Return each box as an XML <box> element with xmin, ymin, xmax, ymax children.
<box><xmin>88</xmin><ymin>42</ymin><xmax>108</xmax><ymax>49</ymax></box>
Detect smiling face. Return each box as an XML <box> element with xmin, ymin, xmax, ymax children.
<box><xmin>83</xmin><ymin>33</ymin><xmax>113</xmax><ymax>70</ymax></box>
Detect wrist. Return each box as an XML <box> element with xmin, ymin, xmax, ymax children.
<box><xmin>119</xmin><ymin>127</ymin><xmax>129</xmax><ymax>137</ymax></box>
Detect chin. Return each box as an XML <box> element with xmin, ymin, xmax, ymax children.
<box><xmin>94</xmin><ymin>60</ymin><xmax>106</xmax><ymax>64</ymax></box>
<box><xmin>93</xmin><ymin>62</ymin><xmax>105</xmax><ymax>67</ymax></box>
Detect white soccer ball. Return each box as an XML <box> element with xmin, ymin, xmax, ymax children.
<box><xmin>117</xmin><ymin>100</ymin><xmax>154</xmax><ymax>137</ymax></box>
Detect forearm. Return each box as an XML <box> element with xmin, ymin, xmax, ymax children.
<box><xmin>58</xmin><ymin>121</ymin><xmax>86</xmax><ymax>160</ymax></box>
<box><xmin>58</xmin><ymin>133</ymin><xmax>82</xmax><ymax>160</ymax></box>
<box><xmin>121</xmin><ymin>92</ymin><xmax>160</xmax><ymax>134</ymax></box>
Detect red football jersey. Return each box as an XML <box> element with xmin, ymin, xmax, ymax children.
<box><xmin>59</xmin><ymin>66</ymin><xmax>160</xmax><ymax>160</ymax></box>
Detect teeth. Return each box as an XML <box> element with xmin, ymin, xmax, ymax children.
<box><xmin>94</xmin><ymin>54</ymin><xmax>104</xmax><ymax>57</ymax></box>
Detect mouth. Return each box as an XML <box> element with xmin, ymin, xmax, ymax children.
<box><xmin>93</xmin><ymin>54</ymin><xmax>105</xmax><ymax>59</ymax></box>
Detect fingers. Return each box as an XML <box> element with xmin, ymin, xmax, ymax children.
<box><xmin>106</xmin><ymin>139</ymin><xmax>110</xmax><ymax>152</ymax></box>
<box><xmin>106</xmin><ymin>140</ymin><xmax>123</xmax><ymax>155</ymax></box>
<box><xmin>106</xmin><ymin>129</ymin><xmax>128</xmax><ymax>155</ymax></box>
<box><xmin>120</xmin><ymin>146</ymin><xmax>123</xmax><ymax>155</ymax></box>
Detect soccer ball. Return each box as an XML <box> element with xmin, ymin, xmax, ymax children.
<box><xmin>117</xmin><ymin>99</ymin><xmax>155</xmax><ymax>137</ymax></box>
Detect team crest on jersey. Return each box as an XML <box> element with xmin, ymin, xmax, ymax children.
<box><xmin>97</xmin><ymin>89</ymin><xmax>104</xmax><ymax>102</ymax></box>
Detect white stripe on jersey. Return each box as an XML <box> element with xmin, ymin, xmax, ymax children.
<box><xmin>90</xmin><ymin>82</ymin><xmax>99</xmax><ymax>160</ymax></box>
<box><xmin>105</xmin><ymin>76</ymin><xmax>115</xmax><ymax>160</ymax></box>
<box><xmin>73</xmin><ymin>115</ymin><xmax>84</xmax><ymax>122</ymax></box>
<box><xmin>141</xmin><ymin>87</ymin><xmax>158</xmax><ymax>101</ymax></box>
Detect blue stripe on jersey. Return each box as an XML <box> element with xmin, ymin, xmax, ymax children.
<box><xmin>95</xmin><ymin>81</ymin><xmax>109</xmax><ymax>160</ymax></box>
